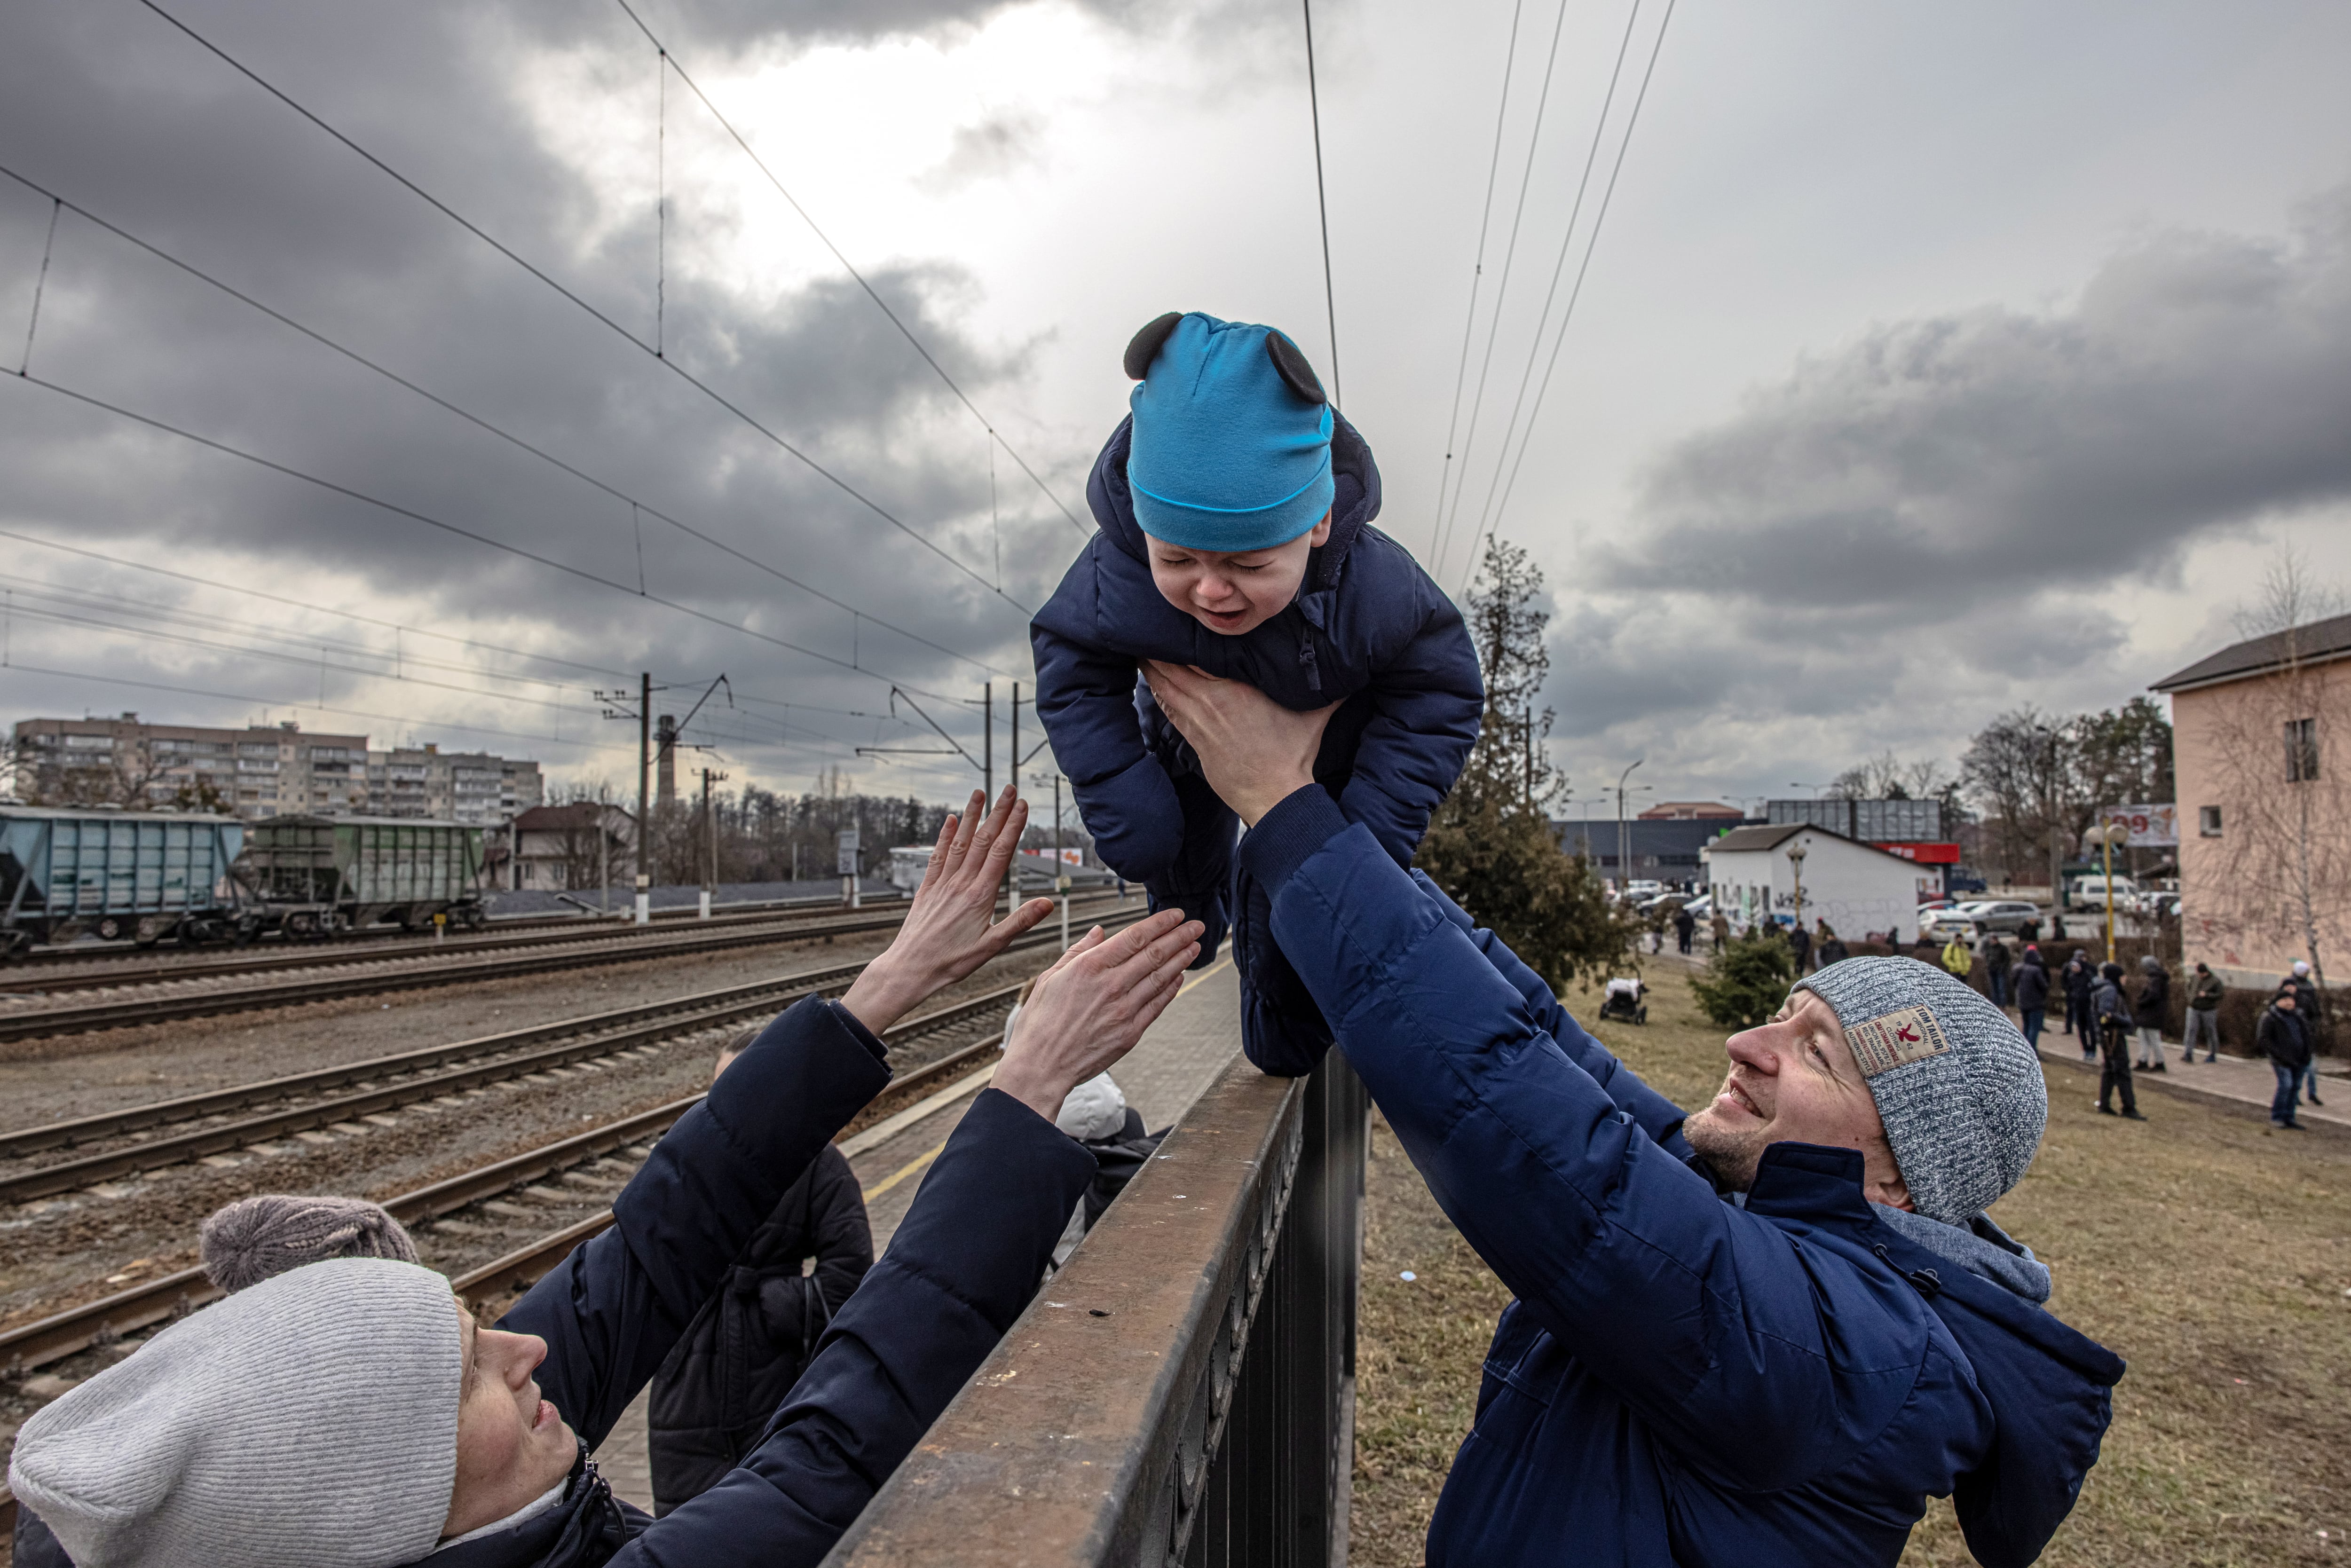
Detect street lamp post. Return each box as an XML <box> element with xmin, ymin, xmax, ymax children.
<box><xmin>1787</xmin><ymin>841</ymin><xmax>1809</xmax><ymax>947</ymax></box>
<box><xmin>1615</xmin><ymin>759</ymin><xmax>1645</xmax><ymax>894</ymax></box>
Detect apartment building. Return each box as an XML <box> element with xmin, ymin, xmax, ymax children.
<box><xmin>10</xmin><ymin>714</ymin><xmax>543</xmax><ymax>824</ymax></box>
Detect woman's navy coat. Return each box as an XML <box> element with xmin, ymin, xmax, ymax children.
<box><xmin>1032</xmin><ymin>415</ymin><xmax>1481</xmax><ymax>1072</ymax></box>
<box><xmin>1240</xmin><ymin>788</ymin><xmax>2125</xmax><ymax>1568</ymax></box>
<box><xmin>415</xmin><ymin>995</ymin><xmax>1092</xmax><ymax>1568</ymax></box>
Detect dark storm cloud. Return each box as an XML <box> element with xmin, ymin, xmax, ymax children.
<box><xmin>1600</xmin><ymin>187</ymin><xmax>2351</xmax><ymax>619</ymax></box>
<box><xmin>0</xmin><ymin>0</ymin><xmax>1091</xmax><ymax>782</ymax></box>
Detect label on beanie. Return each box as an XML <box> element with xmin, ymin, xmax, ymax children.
<box><xmin>1847</xmin><ymin>1006</ymin><xmax>1952</xmax><ymax>1077</ymax></box>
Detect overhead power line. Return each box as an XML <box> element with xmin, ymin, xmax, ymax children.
<box><xmin>1431</xmin><ymin>0</ymin><xmax>1574</xmax><ymax>583</ymax></box>
<box><xmin>1300</xmin><ymin>0</ymin><xmax>1342</xmax><ymax>410</ymax></box>
<box><xmin>0</xmin><ymin>163</ymin><xmax>1013</xmax><ymax>681</ymax></box>
<box><xmin>136</xmin><ymin>0</ymin><xmax>1034</xmax><ymax>615</ymax></box>
<box><xmin>1454</xmin><ymin>0</ymin><xmax>1647</xmax><ymax>572</ymax></box>
<box><xmin>610</xmin><ymin>0</ymin><xmax>1087</xmax><ymax>537</ymax></box>
<box><xmin>1460</xmin><ymin>0</ymin><xmax>1678</xmax><ymax>595</ymax></box>
<box><xmin>1428</xmin><ymin>0</ymin><xmax>1527</xmax><ymax>562</ymax></box>
<box><xmin>5</xmin><ymin>369</ymin><xmax>972</xmax><ymax>709</ymax></box>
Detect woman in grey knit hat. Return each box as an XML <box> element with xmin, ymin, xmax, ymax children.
<box><xmin>9</xmin><ymin>787</ymin><xmax>1204</xmax><ymax>1568</ymax></box>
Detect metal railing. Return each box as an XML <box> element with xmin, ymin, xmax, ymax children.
<box><xmin>830</xmin><ymin>1048</ymin><xmax>1368</xmax><ymax>1568</ymax></box>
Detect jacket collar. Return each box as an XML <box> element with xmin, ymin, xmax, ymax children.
<box><xmin>1740</xmin><ymin>1141</ymin><xmax>1880</xmax><ymax>1227</ymax></box>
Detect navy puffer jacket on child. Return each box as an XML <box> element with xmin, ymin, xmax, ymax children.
<box><xmin>1033</xmin><ymin>414</ymin><xmax>1482</xmax><ymax>1073</ymax></box>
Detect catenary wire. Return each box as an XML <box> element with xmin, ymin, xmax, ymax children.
<box><xmin>1428</xmin><ymin>0</ymin><xmax>1526</xmax><ymax>561</ymax></box>
<box><xmin>1454</xmin><ymin>0</ymin><xmax>1645</xmax><ymax>567</ymax></box>
<box><xmin>611</xmin><ymin>0</ymin><xmax>1088</xmax><ymax>537</ymax></box>
<box><xmin>1460</xmin><ymin>0</ymin><xmax>1677</xmax><ymax>595</ymax></box>
<box><xmin>1301</xmin><ymin>0</ymin><xmax>1342</xmax><ymax>410</ymax></box>
<box><xmin>5</xmin><ymin>370</ymin><xmax>978</xmax><ymax>710</ymax></box>
<box><xmin>1431</xmin><ymin>0</ymin><xmax>1575</xmax><ymax>583</ymax></box>
<box><xmin>136</xmin><ymin>0</ymin><xmax>1033</xmax><ymax>615</ymax></box>
<box><xmin>0</xmin><ymin>163</ymin><xmax>1014</xmax><ymax>681</ymax></box>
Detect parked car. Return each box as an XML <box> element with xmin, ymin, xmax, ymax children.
<box><xmin>1623</xmin><ymin>879</ymin><xmax>1665</xmax><ymax>900</ymax></box>
<box><xmin>1959</xmin><ymin>900</ymin><xmax>2044</xmax><ymax>938</ymax></box>
<box><xmin>2067</xmin><ymin>874</ymin><xmax>2141</xmax><ymax>913</ymax></box>
<box><xmin>1919</xmin><ymin>901</ymin><xmax>1992</xmax><ymax>936</ymax></box>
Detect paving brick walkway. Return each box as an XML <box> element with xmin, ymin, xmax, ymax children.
<box><xmin>593</xmin><ymin>959</ymin><xmax>1245</xmax><ymax>1511</ymax></box>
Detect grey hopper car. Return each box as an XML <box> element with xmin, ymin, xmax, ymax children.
<box><xmin>238</xmin><ymin>815</ymin><xmax>488</xmax><ymax>937</ymax></box>
<box><xmin>0</xmin><ymin>805</ymin><xmax>246</xmax><ymax>957</ymax></box>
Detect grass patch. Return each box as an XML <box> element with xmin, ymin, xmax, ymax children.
<box><xmin>1351</xmin><ymin>963</ymin><xmax>2351</xmax><ymax>1566</ymax></box>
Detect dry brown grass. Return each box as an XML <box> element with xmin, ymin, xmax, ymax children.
<box><xmin>1350</xmin><ymin>963</ymin><xmax>2351</xmax><ymax>1567</ymax></box>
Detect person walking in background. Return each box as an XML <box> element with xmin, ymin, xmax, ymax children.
<box><xmin>1787</xmin><ymin>921</ymin><xmax>1813</xmax><ymax>974</ymax></box>
<box><xmin>2133</xmin><ymin>955</ymin><xmax>2171</xmax><ymax>1072</ymax></box>
<box><xmin>1673</xmin><ymin>903</ymin><xmax>1697</xmax><ymax>955</ymax></box>
<box><xmin>2182</xmin><ymin>962</ymin><xmax>2225</xmax><ymax>1063</ymax></box>
<box><xmin>2259</xmin><ymin>988</ymin><xmax>2312</xmax><ymax>1130</ymax></box>
<box><xmin>2094</xmin><ymin>961</ymin><xmax>2145</xmax><ymax>1120</ymax></box>
<box><xmin>1941</xmin><ymin>930</ymin><xmax>1975</xmax><ymax>991</ymax></box>
<box><xmin>2018</xmin><ymin>911</ymin><xmax>2043</xmax><ymax>946</ymax></box>
<box><xmin>2282</xmin><ymin>960</ymin><xmax>2324</xmax><ymax>1105</ymax></box>
<box><xmin>1815</xmin><ymin>925</ymin><xmax>1851</xmax><ymax>968</ymax></box>
<box><xmin>2013</xmin><ymin>944</ymin><xmax>2051</xmax><ymax>1049</ymax></box>
<box><xmin>2062</xmin><ymin>950</ymin><xmax>2095</xmax><ymax>1056</ymax></box>
<box><xmin>1983</xmin><ymin>935</ymin><xmax>2014</xmax><ymax>1009</ymax></box>
<box><xmin>649</xmin><ymin>1030</ymin><xmax>876</xmax><ymax>1515</ymax></box>
<box><xmin>1710</xmin><ymin>910</ymin><xmax>1731</xmax><ymax>953</ymax></box>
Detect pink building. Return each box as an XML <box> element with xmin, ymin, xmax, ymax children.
<box><xmin>2153</xmin><ymin>614</ymin><xmax>2351</xmax><ymax>989</ymax></box>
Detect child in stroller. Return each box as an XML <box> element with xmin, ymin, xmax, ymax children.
<box><xmin>1598</xmin><ymin>976</ymin><xmax>1648</xmax><ymax>1025</ymax></box>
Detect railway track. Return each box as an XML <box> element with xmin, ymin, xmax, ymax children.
<box><xmin>0</xmin><ymin>893</ymin><xmax>1124</xmax><ymax>1044</ymax></box>
<box><xmin>3</xmin><ymin>897</ymin><xmax>891</xmax><ymax>996</ymax></box>
<box><xmin>0</xmin><ymin>907</ymin><xmax>1140</xmax><ymax>1205</ymax></box>
<box><xmin>0</xmin><ymin>977</ymin><xmax>1027</xmax><ymax>1378</ymax></box>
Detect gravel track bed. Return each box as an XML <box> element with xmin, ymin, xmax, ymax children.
<box><xmin>0</xmin><ymin>926</ymin><xmax>902</xmax><ymax>1111</ymax></box>
<box><xmin>0</xmin><ymin>942</ymin><xmax>1053</xmax><ymax>1334</ymax></box>
<box><xmin>0</xmin><ymin>916</ymin><xmax>842</xmax><ymax>1016</ymax></box>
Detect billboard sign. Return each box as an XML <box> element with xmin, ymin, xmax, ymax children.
<box><xmin>2095</xmin><ymin>804</ymin><xmax>2177</xmax><ymax>848</ymax></box>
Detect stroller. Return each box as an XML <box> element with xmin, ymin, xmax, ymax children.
<box><xmin>1598</xmin><ymin>976</ymin><xmax>1649</xmax><ymax>1025</ymax></box>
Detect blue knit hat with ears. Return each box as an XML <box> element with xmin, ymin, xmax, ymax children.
<box><xmin>1122</xmin><ymin>311</ymin><xmax>1335</xmax><ymax>553</ymax></box>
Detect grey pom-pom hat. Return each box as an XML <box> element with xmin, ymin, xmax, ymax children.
<box><xmin>1794</xmin><ymin>956</ymin><xmax>2048</xmax><ymax>1224</ymax></box>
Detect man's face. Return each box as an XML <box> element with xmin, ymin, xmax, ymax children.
<box><xmin>1682</xmin><ymin>990</ymin><xmax>1912</xmax><ymax>1209</ymax></box>
<box><xmin>1144</xmin><ymin>514</ymin><xmax>1333</xmax><ymax>637</ymax></box>
<box><xmin>441</xmin><ymin>1302</ymin><xmax>578</xmax><ymax>1539</ymax></box>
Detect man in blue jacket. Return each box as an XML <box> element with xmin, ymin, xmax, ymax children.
<box><xmin>9</xmin><ymin>788</ymin><xmax>1205</xmax><ymax>1568</ymax></box>
<box><xmin>1145</xmin><ymin>662</ymin><xmax>2125</xmax><ymax>1568</ymax></box>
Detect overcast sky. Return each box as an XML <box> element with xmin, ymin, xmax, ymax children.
<box><xmin>2</xmin><ymin>0</ymin><xmax>2347</xmax><ymax>817</ymax></box>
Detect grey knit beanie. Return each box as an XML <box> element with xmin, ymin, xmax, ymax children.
<box><xmin>1795</xmin><ymin>956</ymin><xmax>2047</xmax><ymax>1224</ymax></box>
<box><xmin>200</xmin><ymin>1193</ymin><xmax>420</xmax><ymax>1292</ymax></box>
<box><xmin>8</xmin><ymin>1257</ymin><xmax>465</xmax><ymax>1568</ymax></box>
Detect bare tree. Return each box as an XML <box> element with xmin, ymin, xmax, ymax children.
<box><xmin>2195</xmin><ymin>552</ymin><xmax>2349</xmax><ymax>1037</ymax></box>
<box><xmin>1827</xmin><ymin>750</ymin><xmax>1954</xmax><ymax>803</ymax></box>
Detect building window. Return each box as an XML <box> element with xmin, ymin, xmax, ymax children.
<box><xmin>2198</xmin><ymin>805</ymin><xmax>2222</xmax><ymax>838</ymax></box>
<box><xmin>2286</xmin><ymin>717</ymin><xmax>2319</xmax><ymax>782</ymax></box>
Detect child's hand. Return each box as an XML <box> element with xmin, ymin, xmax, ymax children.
<box><xmin>1142</xmin><ymin>661</ymin><xmax>1337</xmax><ymax>825</ymax></box>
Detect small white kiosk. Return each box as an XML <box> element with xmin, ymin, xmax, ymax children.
<box><xmin>1702</xmin><ymin>823</ymin><xmax>1927</xmax><ymax>943</ymax></box>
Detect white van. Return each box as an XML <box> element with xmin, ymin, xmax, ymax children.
<box><xmin>2068</xmin><ymin>874</ymin><xmax>2140</xmax><ymax>912</ymax></box>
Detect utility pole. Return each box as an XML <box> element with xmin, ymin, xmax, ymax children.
<box><xmin>698</xmin><ymin>766</ymin><xmax>727</xmax><ymax>920</ymax></box>
<box><xmin>1006</xmin><ymin>680</ymin><xmax>1020</xmax><ymax>918</ymax></box>
<box><xmin>597</xmin><ymin>674</ymin><xmax>657</xmax><ymax>926</ymax></box>
<box><xmin>982</xmin><ymin>681</ymin><xmax>993</xmax><ymax>804</ymax></box>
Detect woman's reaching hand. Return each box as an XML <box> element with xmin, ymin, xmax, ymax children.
<box><xmin>993</xmin><ymin>909</ymin><xmax>1204</xmax><ymax>1126</ymax></box>
<box><xmin>840</xmin><ymin>788</ymin><xmax>1054</xmax><ymax>1037</ymax></box>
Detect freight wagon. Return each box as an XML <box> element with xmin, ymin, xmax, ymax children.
<box><xmin>237</xmin><ymin>815</ymin><xmax>488</xmax><ymax>937</ymax></box>
<box><xmin>0</xmin><ymin>805</ymin><xmax>246</xmax><ymax>957</ymax></box>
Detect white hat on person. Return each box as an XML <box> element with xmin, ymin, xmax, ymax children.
<box><xmin>8</xmin><ymin>1257</ymin><xmax>465</xmax><ymax>1568</ymax></box>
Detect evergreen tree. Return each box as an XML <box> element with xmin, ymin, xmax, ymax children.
<box><xmin>1416</xmin><ymin>536</ymin><xmax>1633</xmax><ymax>993</ymax></box>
